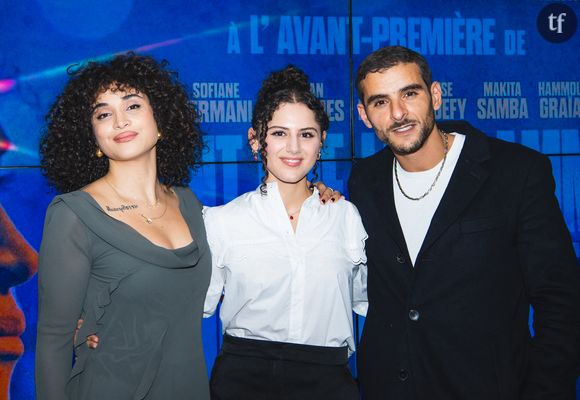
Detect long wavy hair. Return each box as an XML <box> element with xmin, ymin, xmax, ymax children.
<box><xmin>40</xmin><ymin>52</ymin><xmax>203</xmax><ymax>193</ymax></box>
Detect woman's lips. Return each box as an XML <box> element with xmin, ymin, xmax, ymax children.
<box><xmin>113</xmin><ymin>131</ymin><xmax>138</xmax><ymax>143</ymax></box>
<box><xmin>280</xmin><ymin>158</ymin><xmax>303</xmax><ymax>167</ymax></box>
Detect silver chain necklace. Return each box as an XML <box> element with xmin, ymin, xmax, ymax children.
<box><xmin>393</xmin><ymin>131</ymin><xmax>449</xmax><ymax>201</ymax></box>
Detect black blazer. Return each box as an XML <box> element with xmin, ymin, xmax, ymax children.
<box><xmin>349</xmin><ymin>121</ymin><xmax>580</xmax><ymax>400</ymax></box>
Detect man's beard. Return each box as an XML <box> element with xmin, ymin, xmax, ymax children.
<box><xmin>381</xmin><ymin>107</ymin><xmax>436</xmax><ymax>156</ymax></box>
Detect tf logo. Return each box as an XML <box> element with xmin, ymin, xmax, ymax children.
<box><xmin>537</xmin><ymin>3</ymin><xmax>577</xmax><ymax>43</ymax></box>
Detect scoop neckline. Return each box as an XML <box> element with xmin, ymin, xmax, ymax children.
<box><xmin>77</xmin><ymin>187</ymin><xmax>196</xmax><ymax>252</ymax></box>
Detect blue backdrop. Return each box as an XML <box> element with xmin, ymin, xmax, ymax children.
<box><xmin>0</xmin><ymin>0</ymin><xmax>578</xmax><ymax>398</ymax></box>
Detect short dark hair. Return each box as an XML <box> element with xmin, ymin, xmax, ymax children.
<box><xmin>40</xmin><ymin>52</ymin><xmax>203</xmax><ymax>193</ymax></box>
<box><xmin>355</xmin><ymin>46</ymin><xmax>433</xmax><ymax>102</ymax></box>
<box><xmin>251</xmin><ymin>65</ymin><xmax>329</xmax><ymax>193</ymax></box>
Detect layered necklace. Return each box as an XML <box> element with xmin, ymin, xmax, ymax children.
<box><xmin>105</xmin><ymin>177</ymin><xmax>168</xmax><ymax>224</ymax></box>
<box><xmin>393</xmin><ymin>130</ymin><xmax>449</xmax><ymax>201</ymax></box>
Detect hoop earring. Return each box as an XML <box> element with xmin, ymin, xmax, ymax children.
<box><xmin>96</xmin><ymin>147</ymin><xmax>103</xmax><ymax>158</ymax></box>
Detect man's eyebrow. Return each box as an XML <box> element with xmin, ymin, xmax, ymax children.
<box><xmin>365</xmin><ymin>94</ymin><xmax>388</xmax><ymax>106</ymax></box>
<box><xmin>400</xmin><ymin>83</ymin><xmax>424</xmax><ymax>93</ymax></box>
<box><xmin>365</xmin><ymin>83</ymin><xmax>425</xmax><ymax>105</ymax></box>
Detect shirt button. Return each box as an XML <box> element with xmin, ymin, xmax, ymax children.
<box><xmin>408</xmin><ymin>309</ymin><xmax>420</xmax><ymax>321</ymax></box>
<box><xmin>398</xmin><ymin>369</ymin><xmax>409</xmax><ymax>381</ymax></box>
<box><xmin>395</xmin><ymin>254</ymin><xmax>405</xmax><ymax>264</ymax></box>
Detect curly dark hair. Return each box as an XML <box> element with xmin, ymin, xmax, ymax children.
<box><xmin>39</xmin><ymin>52</ymin><xmax>203</xmax><ymax>193</ymax></box>
<box><xmin>251</xmin><ymin>65</ymin><xmax>329</xmax><ymax>194</ymax></box>
<box><xmin>356</xmin><ymin>45</ymin><xmax>433</xmax><ymax>103</ymax></box>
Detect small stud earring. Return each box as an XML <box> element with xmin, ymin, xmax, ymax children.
<box><xmin>96</xmin><ymin>148</ymin><xmax>103</xmax><ymax>158</ymax></box>
<box><xmin>157</xmin><ymin>132</ymin><xmax>162</xmax><ymax>139</ymax></box>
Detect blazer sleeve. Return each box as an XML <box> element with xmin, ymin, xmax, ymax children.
<box><xmin>348</xmin><ymin>160</ymin><xmax>363</xmax><ymax>206</ymax></box>
<box><xmin>35</xmin><ymin>198</ymin><xmax>92</xmax><ymax>400</ymax></box>
<box><xmin>517</xmin><ymin>154</ymin><xmax>580</xmax><ymax>399</ymax></box>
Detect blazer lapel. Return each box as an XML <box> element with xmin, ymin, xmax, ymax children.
<box><xmin>418</xmin><ymin>124</ymin><xmax>491</xmax><ymax>257</ymax></box>
<box><xmin>369</xmin><ymin>149</ymin><xmax>411</xmax><ymax>261</ymax></box>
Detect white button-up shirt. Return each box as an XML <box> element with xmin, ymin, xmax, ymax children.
<box><xmin>203</xmin><ymin>183</ymin><xmax>368</xmax><ymax>354</ymax></box>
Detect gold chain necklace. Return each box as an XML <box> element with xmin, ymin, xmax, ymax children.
<box><xmin>393</xmin><ymin>131</ymin><xmax>449</xmax><ymax>201</ymax></box>
<box><xmin>104</xmin><ymin>177</ymin><xmax>168</xmax><ymax>224</ymax></box>
<box><xmin>139</xmin><ymin>202</ymin><xmax>168</xmax><ymax>224</ymax></box>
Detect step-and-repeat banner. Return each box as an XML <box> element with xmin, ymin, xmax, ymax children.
<box><xmin>0</xmin><ymin>0</ymin><xmax>578</xmax><ymax>398</ymax></box>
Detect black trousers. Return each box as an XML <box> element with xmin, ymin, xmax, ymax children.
<box><xmin>210</xmin><ymin>335</ymin><xmax>359</xmax><ymax>400</ymax></box>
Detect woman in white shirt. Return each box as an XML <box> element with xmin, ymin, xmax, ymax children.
<box><xmin>203</xmin><ymin>65</ymin><xmax>368</xmax><ymax>400</ymax></box>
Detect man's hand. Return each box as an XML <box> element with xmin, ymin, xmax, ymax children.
<box><xmin>313</xmin><ymin>181</ymin><xmax>344</xmax><ymax>204</ymax></box>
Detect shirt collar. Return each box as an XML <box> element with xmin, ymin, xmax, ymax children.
<box><xmin>260</xmin><ymin>182</ymin><xmax>320</xmax><ymax>210</ymax></box>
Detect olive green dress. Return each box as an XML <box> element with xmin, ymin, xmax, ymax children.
<box><xmin>35</xmin><ymin>187</ymin><xmax>211</xmax><ymax>400</ymax></box>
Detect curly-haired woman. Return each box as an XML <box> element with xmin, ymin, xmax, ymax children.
<box><xmin>203</xmin><ymin>65</ymin><xmax>368</xmax><ymax>400</ymax></box>
<box><xmin>35</xmin><ymin>53</ymin><xmax>211</xmax><ymax>400</ymax></box>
